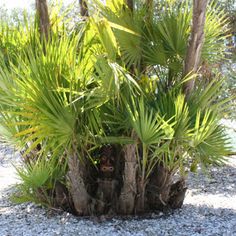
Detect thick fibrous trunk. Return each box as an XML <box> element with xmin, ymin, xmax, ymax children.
<box><xmin>168</xmin><ymin>178</ymin><xmax>187</xmax><ymax>209</ymax></box>
<box><xmin>136</xmin><ymin>178</ymin><xmax>147</xmax><ymax>213</ymax></box>
<box><xmin>47</xmin><ymin>145</ymin><xmax>187</xmax><ymax>215</ymax></box>
<box><xmin>147</xmin><ymin>165</ymin><xmax>187</xmax><ymax>210</ymax></box>
<box><xmin>183</xmin><ymin>0</ymin><xmax>208</xmax><ymax>96</ymax></box>
<box><xmin>126</xmin><ymin>0</ymin><xmax>134</xmax><ymax>11</ymax></box>
<box><xmin>36</xmin><ymin>0</ymin><xmax>50</xmax><ymax>41</ymax></box>
<box><xmin>118</xmin><ymin>144</ymin><xmax>137</xmax><ymax>214</ymax></box>
<box><xmin>79</xmin><ymin>0</ymin><xmax>89</xmax><ymax>17</ymax></box>
<box><xmin>67</xmin><ymin>151</ymin><xmax>89</xmax><ymax>215</ymax></box>
<box><xmin>146</xmin><ymin>164</ymin><xmax>172</xmax><ymax>210</ymax></box>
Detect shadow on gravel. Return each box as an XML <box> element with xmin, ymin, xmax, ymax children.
<box><xmin>188</xmin><ymin>164</ymin><xmax>236</xmax><ymax>196</ymax></box>
<box><xmin>1</xmin><ymin>202</ymin><xmax>235</xmax><ymax>223</ymax></box>
<box><xmin>0</xmin><ymin>201</ymin><xmax>235</xmax><ymax>236</ymax></box>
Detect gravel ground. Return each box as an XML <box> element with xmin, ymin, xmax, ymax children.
<box><xmin>0</xmin><ymin>142</ymin><xmax>236</xmax><ymax>236</ymax></box>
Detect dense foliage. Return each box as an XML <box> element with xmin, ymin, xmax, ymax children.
<box><xmin>0</xmin><ymin>0</ymin><xmax>232</xmax><ymax>215</ymax></box>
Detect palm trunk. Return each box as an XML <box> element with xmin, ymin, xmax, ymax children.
<box><xmin>36</xmin><ymin>0</ymin><xmax>50</xmax><ymax>41</ymax></box>
<box><xmin>67</xmin><ymin>147</ymin><xmax>89</xmax><ymax>215</ymax></box>
<box><xmin>145</xmin><ymin>0</ymin><xmax>153</xmax><ymax>12</ymax></box>
<box><xmin>146</xmin><ymin>164</ymin><xmax>172</xmax><ymax>210</ymax></box>
<box><xmin>79</xmin><ymin>0</ymin><xmax>89</xmax><ymax>17</ymax></box>
<box><xmin>118</xmin><ymin>144</ymin><xmax>137</xmax><ymax>214</ymax></box>
<box><xmin>126</xmin><ymin>0</ymin><xmax>134</xmax><ymax>11</ymax></box>
<box><xmin>136</xmin><ymin>144</ymin><xmax>148</xmax><ymax>212</ymax></box>
<box><xmin>183</xmin><ymin>0</ymin><xmax>208</xmax><ymax>97</ymax></box>
<box><xmin>168</xmin><ymin>178</ymin><xmax>187</xmax><ymax>209</ymax></box>
<box><xmin>136</xmin><ymin>179</ymin><xmax>147</xmax><ymax>213</ymax></box>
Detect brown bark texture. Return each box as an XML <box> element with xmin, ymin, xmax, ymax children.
<box><xmin>79</xmin><ymin>0</ymin><xmax>89</xmax><ymax>17</ymax></box>
<box><xmin>183</xmin><ymin>0</ymin><xmax>208</xmax><ymax>96</ymax></box>
<box><xmin>118</xmin><ymin>144</ymin><xmax>137</xmax><ymax>214</ymax></box>
<box><xmin>67</xmin><ymin>151</ymin><xmax>90</xmax><ymax>215</ymax></box>
<box><xmin>36</xmin><ymin>0</ymin><xmax>50</xmax><ymax>41</ymax></box>
<box><xmin>38</xmin><ymin>144</ymin><xmax>188</xmax><ymax>216</ymax></box>
<box><xmin>126</xmin><ymin>0</ymin><xmax>134</xmax><ymax>11</ymax></box>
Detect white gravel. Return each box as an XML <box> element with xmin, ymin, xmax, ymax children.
<box><xmin>0</xmin><ymin>142</ymin><xmax>236</xmax><ymax>236</ymax></box>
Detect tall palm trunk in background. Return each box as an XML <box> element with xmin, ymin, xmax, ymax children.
<box><xmin>145</xmin><ymin>0</ymin><xmax>153</xmax><ymax>11</ymax></box>
<box><xmin>79</xmin><ymin>0</ymin><xmax>89</xmax><ymax>17</ymax></box>
<box><xmin>183</xmin><ymin>0</ymin><xmax>208</xmax><ymax>96</ymax></box>
<box><xmin>36</xmin><ymin>0</ymin><xmax>50</xmax><ymax>41</ymax></box>
<box><xmin>144</xmin><ymin>0</ymin><xmax>154</xmax><ymax>33</ymax></box>
<box><xmin>126</xmin><ymin>0</ymin><xmax>134</xmax><ymax>11</ymax></box>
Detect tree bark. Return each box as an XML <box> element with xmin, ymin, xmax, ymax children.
<box><xmin>35</xmin><ymin>0</ymin><xmax>50</xmax><ymax>41</ymax></box>
<box><xmin>125</xmin><ymin>0</ymin><xmax>134</xmax><ymax>11</ymax></box>
<box><xmin>168</xmin><ymin>178</ymin><xmax>187</xmax><ymax>209</ymax></box>
<box><xmin>146</xmin><ymin>164</ymin><xmax>172</xmax><ymax>210</ymax></box>
<box><xmin>79</xmin><ymin>0</ymin><xmax>89</xmax><ymax>17</ymax></box>
<box><xmin>183</xmin><ymin>0</ymin><xmax>208</xmax><ymax>97</ymax></box>
<box><xmin>67</xmin><ymin>148</ymin><xmax>90</xmax><ymax>215</ymax></box>
<box><xmin>118</xmin><ymin>144</ymin><xmax>137</xmax><ymax>214</ymax></box>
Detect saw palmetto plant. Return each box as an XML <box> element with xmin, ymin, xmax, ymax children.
<box><xmin>0</xmin><ymin>0</ymin><xmax>232</xmax><ymax>215</ymax></box>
